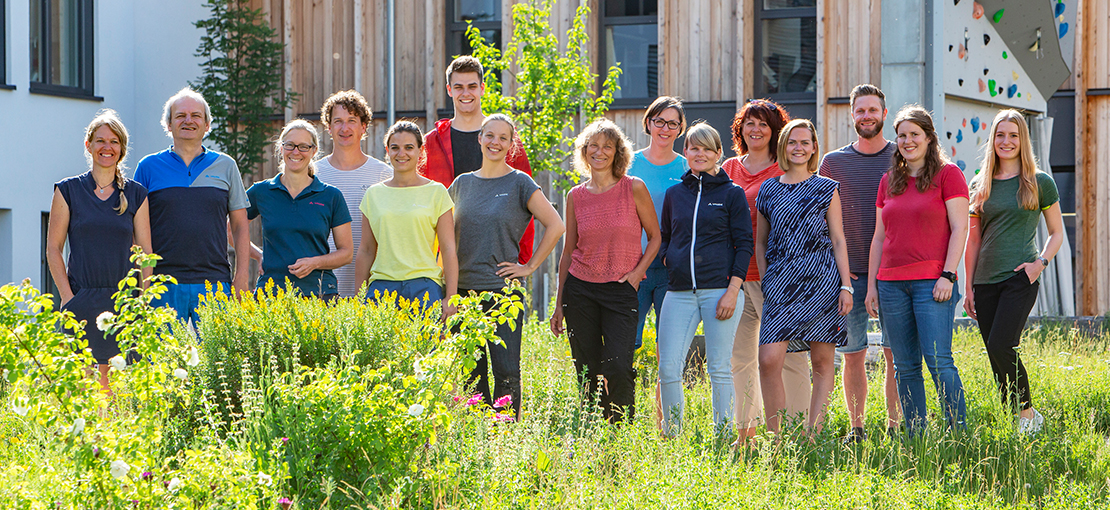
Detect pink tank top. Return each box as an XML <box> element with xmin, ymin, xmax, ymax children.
<box><xmin>568</xmin><ymin>175</ymin><xmax>644</xmax><ymax>283</ymax></box>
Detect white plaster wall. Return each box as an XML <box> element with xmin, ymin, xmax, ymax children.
<box><xmin>0</xmin><ymin>1</ymin><xmax>209</xmax><ymax>289</ymax></box>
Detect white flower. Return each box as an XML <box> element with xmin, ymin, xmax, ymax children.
<box><xmin>413</xmin><ymin>360</ymin><xmax>427</xmax><ymax>382</ymax></box>
<box><xmin>109</xmin><ymin>460</ymin><xmax>130</xmax><ymax>480</ymax></box>
<box><xmin>11</xmin><ymin>399</ymin><xmax>29</xmax><ymax>417</ymax></box>
<box><xmin>172</xmin><ymin>368</ymin><xmax>189</xmax><ymax>380</ymax></box>
<box><xmin>108</xmin><ymin>356</ymin><xmax>126</xmax><ymax>371</ymax></box>
<box><xmin>185</xmin><ymin>346</ymin><xmax>200</xmax><ymax>367</ymax></box>
<box><xmin>256</xmin><ymin>472</ymin><xmax>273</xmax><ymax>486</ymax></box>
<box><xmin>167</xmin><ymin>476</ymin><xmax>182</xmax><ymax>491</ymax></box>
<box><xmin>96</xmin><ymin>312</ymin><xmax>115</xmax><ymax>332</ymax></box>
<box><xmin>13</xmin><ymin>325</ymin><xmax>25</xmax><ymax>337</ymax></box>
<box><xmin>408</xmin><ymin>403</ymin><xmax>425</xmax><ymax>417</ymax></box>
<box><xmin>70</xmin><ymin>418</ymin><xmax>85</xmax><ymax>437</ymax></box>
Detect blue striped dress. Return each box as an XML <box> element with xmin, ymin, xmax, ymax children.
<box><xmin>756</xmin><ymin>175</ymin><xmax>847</xmax><ymax>347</ymax></box>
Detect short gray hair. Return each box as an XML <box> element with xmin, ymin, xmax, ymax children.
<box><xmin>161</xmin><ymin>87</ymin><xmax>212</xmax><ymax>136</ymax></box>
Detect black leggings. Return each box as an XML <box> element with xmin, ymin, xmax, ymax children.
<box><xmin>974</xmin><ymin>271</ymin><xmax>1040</xmax><ymax>412</ymax></box>
<box><xmin>562</xmin><ymin>274</ymin><xmax>639</xmax><ymax>423</ymax></box>
<box><xmin>463</xmin><ymin>288</ymin><xmax>524</xmax><ymax>419</ymax></box>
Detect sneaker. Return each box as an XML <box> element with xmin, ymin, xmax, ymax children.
<box><xmin>843</xmin><ymin>426</ymin><xmax>867</xmax><ymax>444</ymax></box>
<box><xmin>1018</xmin><ymin>409</ymin><xmax>1045</xmax><ymax>435</ymax></box>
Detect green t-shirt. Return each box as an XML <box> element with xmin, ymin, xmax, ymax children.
<box><xmin>972</xmin><ymin>172</ymin><xmax>1059</xmax><ymax>285</ymax></box>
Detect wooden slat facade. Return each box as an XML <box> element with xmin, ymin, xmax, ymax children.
<box><xmin>816</xmin><ymin>0</ymin><xmax>882</xmax><ymax>153</ymax></box>
<box><xmin>1075</xmin><ymin>0</ymin><xmax>1110</xmax><ymax>315</ymax></box>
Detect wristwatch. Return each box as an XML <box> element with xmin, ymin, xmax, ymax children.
<box><xmin>1038</xmin><ymin>256</ymin><xmax>1049</xmax><ymax>267</ymax></box>
<box><xmin>839</xmin><ymin>285</ymin><xmax>854</xmax><ymax>295</ymax></box>
<box><xmin>940</xmin><ymin>271</ymin><xmax>958</xmax><ymax>283</ymax></box>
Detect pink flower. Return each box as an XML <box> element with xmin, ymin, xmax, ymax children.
<box><xmin>493</xmin><ymin>412</ymin><xmax>516</xmax><ymax>423</ymax></box>
<box><xmin>493</xmin><ymin>395</ymin><xmax>513</xmax><ymax>409</ymax></box>
<box><xmin>465</xmin><ymin>394</ymin><xmax>483</xmax><ymax>406</ymax></box>
<box><xmin>453</xmin><ymin>395</ymin><xmax>462</xmax><ymax>403</ymax></box>
<box><xmin>278</xmin><ymin>497</ymin><xmax>293</xmax><ymax>509</ymax></box>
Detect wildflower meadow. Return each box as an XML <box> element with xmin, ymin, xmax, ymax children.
<box><xmin>0</xmin><ymin>252</ymin><xmax>1108</xmax><ymax>508</ymax></box>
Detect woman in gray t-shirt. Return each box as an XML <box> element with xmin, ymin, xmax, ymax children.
<box><xmin>448</xmin><ymin>114</ymin><xmax>565</xmax><ymax>420</ymax></box>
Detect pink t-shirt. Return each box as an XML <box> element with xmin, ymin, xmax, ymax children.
<box><xmin>876</xmin><ymin>163</ymin><xmax>969</xmax><ymax>281</ymax></box>
<box><xmin>568</xmin><ymin>176</ymin><xmax>644</xmax><ymax>283</ymax></box>
<box><xmin>723</xmin><ymin>157</ymin><xmax>783</xmax><ymax>281</ymax></box>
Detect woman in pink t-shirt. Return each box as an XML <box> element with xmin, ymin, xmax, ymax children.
<box><xmin>864</xmin><ymin>105</ymin><xmax>969</xmax><ymax>438</ymax></box>
<box><xmin>550</xmin><ymin>119</ymin><xmax>661</xmax><ymax>424</ymax></box>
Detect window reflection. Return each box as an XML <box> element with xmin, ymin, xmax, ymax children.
<box><xmin>455</xmin><ymin>0</ymin><xmax>500</xmax><ymax>22</ymax></box>
<box><xmin>605</xmin><ymin>24</ymin><xmax>658</xmax><ymax>99</ymax></box>
<box><xmin>758</xmin><ymin>17</ymin><xmax>817</xmax><ymax>95</ymax></box>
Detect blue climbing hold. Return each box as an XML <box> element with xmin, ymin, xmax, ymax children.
<box><xmin>956</xmin><ymin>160</ymin><xmax>967</xmax><ymax>171</ymax></box>
<box><xmin>956</xmin><ymin>130</ymin><xmax>964</xmax><ymax>143</ymax></box>
<box><xmin>1007</xmin><ymin>84</ymin><xmax>1018</xmax><ymax>98</ymax></box>
<box><xmin>970</xmin><ymin>117</ymin><xmax>980</xmax><ymax>133</ymax></box>
<box><xmin>1059</xmin><ymin>22</ymin><xmax>1069</xmax><ymax>39</ymax></box>
<box><xmin>1055</xmin><ymin>2</ymin><xmax>1065</xmax><ymax>17</ymax></box>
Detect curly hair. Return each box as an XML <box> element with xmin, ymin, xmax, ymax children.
<box><xmin>321</xmin><ymin>90</ymin><xmax>373</xmax><ymax>128</ymax></box>
<box><xmin>730</xmin><ymin>99</ymin><xmax>790</xmax><ymax>157</ymax></box>
<box><xmin>574</xmin><ymin>118</ymin><xmax>634</xmax><ymax>179</ymax></box>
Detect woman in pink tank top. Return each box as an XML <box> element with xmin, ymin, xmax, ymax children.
<box><xmin>550</xmin><ymin>118</ymin><xmax>661</xmax><ymax>424</ymax></box>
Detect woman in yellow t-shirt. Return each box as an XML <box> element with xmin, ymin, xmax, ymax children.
<box><xmin>354</xmin><ymin>121</ymin><xmax>458</xmax><ymax>316</ymax></box>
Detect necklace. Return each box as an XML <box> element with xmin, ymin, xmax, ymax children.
<box><xmin>93</xmin><ymin>177</ymin><xmax>114</xmax><ymax>195</ymax></box>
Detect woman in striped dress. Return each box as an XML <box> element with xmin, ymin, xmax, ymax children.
<box><xmin>756</xmin><ymin>119</ymin><xmax>853</xmax><ymax>435</ymax></box>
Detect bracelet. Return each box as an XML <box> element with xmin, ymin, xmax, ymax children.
<box><xmin>839</xmin><ymin>285</ymin><xmax>853</xmax><ymax>295</ymax></box>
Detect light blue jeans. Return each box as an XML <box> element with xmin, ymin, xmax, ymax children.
<box><xmin>878</xmin><ymin>279</ymin><xmax>967</xmax><ymax>437</ymax></box>
<box><xmin>657</xmin><ymin>288</ymin><xmax>743</xmax><ymax>436</ymax></box>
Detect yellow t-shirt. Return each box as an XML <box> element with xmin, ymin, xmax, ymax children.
<box><xmin>359</xmin><ymin>181</ymin><xmax>453</xmax><ymax>285</ymax></box>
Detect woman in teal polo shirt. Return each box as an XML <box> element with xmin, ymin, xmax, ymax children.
<box><xmin>246</xmin><ymin>119</ymin><xmax>353</xmax><ymax>299</ymax></box>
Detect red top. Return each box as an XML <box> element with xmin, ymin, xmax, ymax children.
<box><xmin>419</xmin><ymin>118</ymin><xmax>535</xmax><ymax>264</ymax></box>
<box><xmin>568</xmin><ymin>176</ymin><xmax>644</xmax><ymax>283</ymax></box>
<box><xmin>876</xmin><ymin>163</ymin><xmax>969</xmax><ymax>281</ymax></box>
<box><xmin>723</xmin><ymin>157</ymin><xmax>783</xmax><ymax>281</ymax></box>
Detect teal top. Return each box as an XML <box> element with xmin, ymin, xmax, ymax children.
<box><xmin>972</xmin><ymin>172</ymin><xmax>1059</xmax><ymax>285</ymax></box>
<box><xmin>627</xmin><ymin>150</ymin><xmax>686</xmax><ymax>267</ymax></box>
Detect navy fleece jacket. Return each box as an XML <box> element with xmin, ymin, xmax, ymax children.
<box><xmin>659</xmin><ymin>168</ymin><xmax>754</xmax><ymax>291</ymax></box>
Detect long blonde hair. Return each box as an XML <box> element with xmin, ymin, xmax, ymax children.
<box><xmin>84</xmin><ymin>109</ymin><xmax>131</xmax><ymax>215</ymax></box>
<box><xmin>969</xmin><ymin>110</ymin><xmax>1041</xmax><ymax>213</ymax></box>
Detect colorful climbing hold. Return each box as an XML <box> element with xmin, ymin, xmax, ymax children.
<box><xmin>1003</xmin><ymin>51</ymin><xmax>1008</xmax><ymax>59</ymax></box>
<box><xmin>952</xmin><ymin>147</ymin><xmax>957</xmax><ymax>157</ymax></box>
<box><xmin>962</xmin><ymin>119</ymin><xmax>967</xmax><ymax>127</ymax></box>
<box><xmin>1012</xmin><ymin>71</ymin><xmax>1020</xmax><ymax>80</ymax></box>
<box><xmin>959</xmin><ymin>79</ymin><xmax>965</xmax><ymax>87</ymax></box>
<box><xmin>1059</xmin><ymin>23</ymin><xmax>1069</xmax><ymax>39</ymax></box>
<box><xmin>1018</xmin><ymin>92</ymin><xmax>1022</xmax><ymax>97</ymax></box>
<box><xmin>992</xmin><ymin>9</ymin><xmax>1004</xmax><ymax>23</ymax></box>
<box><xmin>956</xmin><ymin>160</ymin><xmax>967</xmax><ymax>171</ymax></box>
<box><xmin>1055</xmin><ymin>2</ymin><xmax>1065</xmax><ymax>17</ymax></box>
<box><xmin>971</xmin><ymin>118</ymin><xmax>981</xmax><ymax>133</ymax></box>
<box><xmin>973</xmin><ymin>2</ymin><xmax>984</xmax><ymax>19</ymax></box>
<box><xmin>949</xmin><ymin>44</ymin><xmax>954</xmax><ymax>52</ymax></box>
<box><xmin>956</xmin><ymin>130</ymin><xmax>964</xmax><ymax>143</ymax></box>
<box><xmin>959</xmin><ymin>44</ymin><xmax>967</xmax><ymax>60</ymax></box>
<box><xmin>978</xmin><ymin>79</ymin><xmax>986</xmax><ymax>92</ymax></box>
<box><xmin>947</xmin><ymin>132</ymin><xmax>953</xmax><ymax>139</ymax></box>
<box><xmin>987</xmin><ymin>79</ymin><xmax>998</xmax><ymax>97</ymax></box>
<box><xmin>983</xmin><ymin>34</ymin><xmax>991</xmax><ymax>46</ymax></box>
<box><xmin>983</xmin><ymin>68</ymin><xmax>990</xmax><ymax>76</ymax></box>
<box><xmin>1007</xmin><ymin>84</ymin><xmax>1018</xmax><ymax>98</ymax></box>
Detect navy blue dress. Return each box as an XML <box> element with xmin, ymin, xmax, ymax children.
<box><xmin>56</xmin><ymin>172</ymin><xmax>148</xmax><ymax>363</ymax></box>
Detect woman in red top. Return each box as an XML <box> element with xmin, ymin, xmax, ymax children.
<box><xmin>721</xmin><ymin>99</ymin><xmax>809</xmax><ymax>442</ymax></box>
<box><xmin>551</xmin><ymin>119</ymin><xmax>661</xmax><ymax>423</ymax></box>
<box><xmin>864</xmin><ymin>105</ymin><xmax>969</xmax><ymax>437</ymax></box>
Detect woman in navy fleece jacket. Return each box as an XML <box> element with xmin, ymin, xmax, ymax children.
<box><xmin>656</xmin><ymin>122</ymin><xmax>754</xmax><ymax>437</ymax></box>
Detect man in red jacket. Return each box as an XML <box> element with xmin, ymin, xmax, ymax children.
<box><xmin>420</xmin><ymin>56</ymin><xmax>535</xmax><ymax>264</ymax></box>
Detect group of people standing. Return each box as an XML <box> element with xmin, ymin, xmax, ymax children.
<box><xmin>48</xmin><ymin>55</ymin><xmax>1062</xmax><ymax>441</ymax></box>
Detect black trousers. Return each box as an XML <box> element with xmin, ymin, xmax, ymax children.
<box><xmin>463</xmin><ymin>288</ymin><xmax>524</xmax><ymax>419</ymax></box>
<box><xmin>974</xmin><ymin>271</ymin><xmax>1040</xmax><ymax>412</ymax></box>
<box><xmin>562</xmin><ymin>274</ymin><xmax>639</xmax><ymax>423</ymax></box>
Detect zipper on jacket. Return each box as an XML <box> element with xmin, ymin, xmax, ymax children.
<box><xmin>689</xmin><ymin>174</ymin><xmax>702</xmax><ymax>291</ymax></box>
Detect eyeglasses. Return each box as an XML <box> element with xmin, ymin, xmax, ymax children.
<box><xmin>650</xmin><ymin>118</ymin><xmax>682</xmax><ymax>131</ymax></box>
<box><xmin>282</xmin><ymin>142</ymin><xmax>316</xmax><ymax>152</ymax></box>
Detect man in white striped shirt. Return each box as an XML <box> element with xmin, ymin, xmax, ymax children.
<box><xmin>316</xmin><ymin>90</ymin><xmax>392</xmax><ymax>297</ymax></box>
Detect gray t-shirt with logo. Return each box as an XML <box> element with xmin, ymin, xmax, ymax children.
<box><xmin>448</xmin><ymin>170</ymin><xmax>541</xmax><ymax>290</ymax></box>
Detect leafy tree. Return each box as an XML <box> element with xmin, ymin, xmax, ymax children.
<box><xmin>466</xmin><ymin>0</ymin><xmax>621</xmax><ymax>189</ymax></box>
<box><xmin>191</xmin><ymin>0</ymin><xmax>296</xmax><ymax>177</ymax></box>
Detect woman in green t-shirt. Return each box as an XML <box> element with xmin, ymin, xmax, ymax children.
<box><xmin>964</xmin><ymin>110</ymin><xmax>1064</xmax><ymax>436</ymax></box>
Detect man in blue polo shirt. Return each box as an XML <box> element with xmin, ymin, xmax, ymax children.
<box><xmin>134</xmin><ymin>87</ymin><xmax>251</xmax><ymax>325</ymax></box>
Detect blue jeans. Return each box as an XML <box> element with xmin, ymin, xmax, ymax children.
<box><xmin>366</xmin><ymin>278</ymin><xmax>444</xmax><ymax>308</ymax></box>
<box><xmin>657</xmin><ymin>288</ymin><xmax>742</xmax><ymax>436</ymax></box>
<box><xmin>635</xmin><ymin>265</ymin><xmax>668</xmax><ymax>349</ymax></box>
<box><xmin>878</xmin><ymin>279</ymin><xmax>967</xmax><ymax>437</ymax></box>
<box><xmin>153</xmin><ymin>282</ymin><xmax>225</xmax><ymax>327</ymax></box>
<box><xmin>838</xmin><ymin>275</ymin><xmax>884</xmax><ymax>353</ymax></box>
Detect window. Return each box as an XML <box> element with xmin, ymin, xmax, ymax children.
<box><xmin>602</xmin><ymin>0</ymin><xmax>658</xmax><ymax>102</ymax></box>
<box><xmin>1</xmin><ymin>0</ymin><xmax>12</xmax><ymax>88</ymax></box>
<box><xmin>446</xmin><ymin>0</ymin><xmax>502</xmax><ymax>63</ymax></box>
<box><xmin>29</xmin><ymin>0</ymin><xmax>96</xmax><ymax>98</ymax></box>
<box><xmin>754</xmin><ymin>0</ymin><xmax>816</xmax><ymax>109</ymax></box>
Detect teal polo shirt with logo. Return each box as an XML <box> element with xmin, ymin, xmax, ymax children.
<box><xmin>245</xmin><ymin>174</ymin><xmax>352</xmax><ymax>297</ymax></box>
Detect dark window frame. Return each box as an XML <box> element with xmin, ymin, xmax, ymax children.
<box><xmin>29</xmin><ymin>0</ymin><xmax>99</xmax><ymax>100</ymax></box>
<box><xmin>753</xmin><ymin>3</ymin><xmax>817</xmax><ymax>104</ymax></box>
<box><xmin>445</xmin><ymin>0</ymin><xmax>502</xmax><ymax>65</ymax></box>
<box><xmin>1</xmin><ymin>0</ymin><xmax>11</xmax><ymax>89</ymax></box>
<box><xmin>600</xmin><ymin>1</ymin><xmax>659</xmax><ymax>108</ymax></box>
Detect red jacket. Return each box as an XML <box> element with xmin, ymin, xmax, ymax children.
<box><xmin>420</xmin><ymin>118</ymin><xmax>536</xmax><ymax>265</ymax></box>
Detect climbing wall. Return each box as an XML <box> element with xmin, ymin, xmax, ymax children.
<box><xmin>943</xmin><ymin>0</ymin><xmax>1049</xmax><ymax>112</ymax></box>
<box><xmin>942</xmin><ymin>99</ymin><xmax>1009</xmax><ymax>182</ymax></box>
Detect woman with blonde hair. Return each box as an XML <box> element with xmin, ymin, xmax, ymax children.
<box><xmin>551</xmin><ymin>118</ymin><xmax>660</xmax><ymax>424</ymax></box>
<box><xmin>964</xmin><ymin>110</ymin><xmax>1063</xmax><ymax>434</ymax></box>
<box><xmin>655</xmin><ymin>122</ymin><xmax>753</xmax><ymax>436</ymax></box>
<box><xmin>246</xmin><ymin>119</ymin><xmax>353</xmax><ymax>299</ymax></box>
<box><xmin>47</xmin><ymin>109</ymin><xmax>152</xmax><ymax>393</ymax></box>
<box><xmin>756</xmin><ymin>118</ymin><xmax>852</xmax><ymax>436</ymax></box>
<box><xmin>864</xmin><ymin>105</ymin><xmax>969</xmax><ymax>437</ymax></box>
